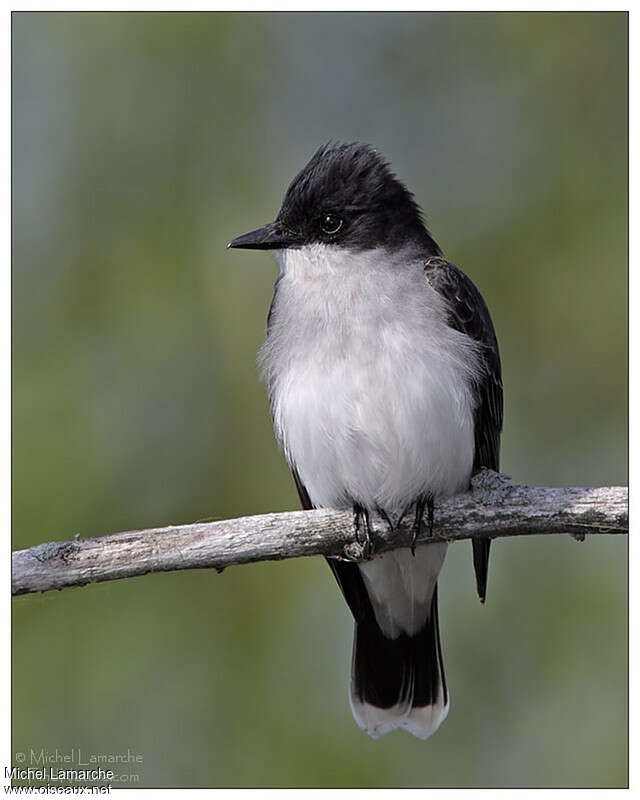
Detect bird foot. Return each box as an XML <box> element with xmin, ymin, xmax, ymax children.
<box><xmin>375</xmin><ymin>505</ymin><xmax>395</xmax><ymax>535</ymax></box>
<box><xmin>411</xmin><ymin>495</ymin><xmax>434</xmax><ymax>555</ymax></box>
<box><xmin>353</xmin><ymin>504</ymin><xmax>375</xmax><ymax>559</ymax></box>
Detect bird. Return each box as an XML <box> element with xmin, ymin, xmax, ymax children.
<box><xmin>228</xmin><ymin>142</ymin><xmax>503</xmax><ymax>739</ymax></box>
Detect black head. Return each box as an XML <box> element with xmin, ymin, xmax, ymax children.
<box><xmin>228</xmin><ymin>142</ymin><xmax>441</xmax><ymax>255</ymax></box>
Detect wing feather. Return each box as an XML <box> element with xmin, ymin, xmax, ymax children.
<box><xmin>424</xmin><ymin>256</ymin><xmax>503</xmax><ymax>602</ymax></box>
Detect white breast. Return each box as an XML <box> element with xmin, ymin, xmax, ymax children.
<box><xmin>259</xmin><ymin>244</ymin><xmax>481</xmax><ymax>515</ymax></box>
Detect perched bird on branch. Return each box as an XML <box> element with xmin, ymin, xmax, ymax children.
<box><xmin>228</xmin><ymin>142</ymin><xmax>503</xmax><ymax>739</ymax></box>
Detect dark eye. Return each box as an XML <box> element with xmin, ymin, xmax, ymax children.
<box><xmin>320</xmin><ymin>213</ymin><xmax>343</xmax><ymax>235</ymax></box>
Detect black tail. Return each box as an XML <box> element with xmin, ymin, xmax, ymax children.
<box><xmin>353</xmin><ymin>586</ymin><xmax>447</xmax><ymax>706</ymax></box>
<box><xmin>328</xmin><ymin>556</ymin><xmax>449</xmax><ymax>739</ymax></box>
<box><xmin>349</xmin><ymin>586</ymin><xmax>448</xmax><ymax>739</ymax></box>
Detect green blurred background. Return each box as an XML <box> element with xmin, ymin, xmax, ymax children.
<box><xmin>12</xmin><ymin>11</ymin><xmax>627</xmax><ymax>789</ymax></box>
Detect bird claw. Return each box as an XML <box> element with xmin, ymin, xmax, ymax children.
<box><xmin>353</xmin><ymin>505</ymin><xmax>374</xmax><ymax>559</ymax></box>
<box><xmin>353</xmin><ymin>499</ymin><xmax>435</xmax><ymax>558</ymax></box>
<box><xmin>411</xmin><ymin>496</ymin><xmax>434</xmax><ymax>555</ymax></box>
<box><xmin>375</xmin><ymin>505</ymin><xmax>395</xmax><ymax>535</ymax></box>
<box><xmin>410</xmin><ymin>524</ymin><xmax>418</xmax><ymax>556</ymax></box>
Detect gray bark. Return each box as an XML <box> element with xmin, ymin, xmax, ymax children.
<box><xmin>12</xmin><ymin>472</ymin><xmax>628</xmax><ymax>597</ymax></box>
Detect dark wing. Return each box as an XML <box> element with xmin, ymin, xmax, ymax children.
<box><xmin>291</xmin><ymin>467</ymin><xmax>312</xmax><ymax>510</ymax></box>
<box><xmin>424</xmin><ymin>256</ymin><xmax>503</xmax><ymax>603</ymax></box>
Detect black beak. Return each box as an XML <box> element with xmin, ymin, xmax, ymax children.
<box><xmin>227</xmin><ymin>221</ymin><xmax>299</xmax><ymax>251</ymax></box>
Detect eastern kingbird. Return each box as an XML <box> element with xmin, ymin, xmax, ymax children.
<box><xmin>228</xmin><ymin>143</ymin><xmax>503</xmax><ymax>739</ymax></box>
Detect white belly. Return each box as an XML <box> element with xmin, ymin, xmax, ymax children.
<box><xmin>276</xmin><ymin>345</ymin><xmax>474</xmax><ymax>513</ymax></box>
<box><xmin>259</xmin><ymin>245</ymin><xmax>480</xmax><ymax>515</ymax></box>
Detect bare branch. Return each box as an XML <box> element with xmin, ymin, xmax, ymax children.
<box><xmin>12</xmin><ymin>473</ymin><xmax>628</xmax><ymax>597</ymax></box>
